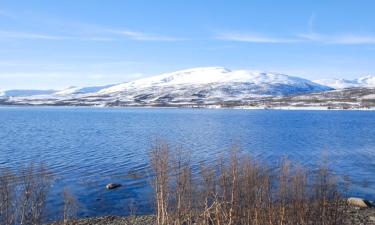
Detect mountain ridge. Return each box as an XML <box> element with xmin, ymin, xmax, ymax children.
<box><xmin>314</xmin><ymin>75</ymin><xmax>375</xmax><ymax>89</ymax></box>
<box><xmin>97</xmin><ymin>67</ymin><xmax>332</xmax><ymax>95</ymax></box>
<box><xmin>1</xmin><ymin>67</ymin><xmax>333</xmax><ymax>97</ymax></box>
<box><xmin>1</xmin><ymin>67</ymin><xmax>374</xmax><ymax>109</ymax></box>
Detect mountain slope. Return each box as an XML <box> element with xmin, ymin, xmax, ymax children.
<box><xmin>264</xmin><ymin>87</ymin><xmax>375</xmax><ymax>109</ymax></box>
<box><xmin>314</xmin><ymin>75</ymin><xmax>375</xmax><ymax>89</ymax></box>
<box><xmin>0</xmin><ymin>67</ymin><xmax>337</xmax><ymax>107</ymax></box>
<box><xmin>0</xmin><ymin>89</ymin><xmax>56</xmax><ymax>97</ymax></box>
<box><xmin>99</xmin><ymin>67</ymin><xmax>330</xmax><ymax>95</ymax></box>
<box><xmin>81</xmin><ymin>67</ymin><xmax>332</xmax><ymax>106</ymax></box>
<box><xmin>53</xmin><ymin>84</ymin><xmax>116</xmax><ymax>96</ymax></box>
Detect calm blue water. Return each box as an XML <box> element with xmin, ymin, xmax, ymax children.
<box><xmin>0</xmin><ymin>107</ymin><xmax>374</xmax><ymax>220</ymax></box>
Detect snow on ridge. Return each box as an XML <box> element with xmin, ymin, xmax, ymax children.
<box><xmin>1</xmin><ymin>84</ymin><xmax>117</xmax><ymax>98</ymax></box>
<box><xmin>1</xmin><ymin>67</ymin><xmax>334</xmax><ymax>101</ymax></box>
<box><xmin>314</xmin><ymin>75</ymin><xmax>375</xmax><ymax>89</ymax></box>
<box><xmin>98</xmin><ymin>67</ymin><xmax>329</xmax><ymax>94</ymax></box>
<box><xmin>98</xmin><ymin>67</ymin><xmax>231</xmax><ymax>94</ymax></box>
<box><xmin>54</xmin><ymin>86</ymin><xmax>81</xmax><ymax>95</ymax></box>
<box><xmin>313</xmin><ymin>79</ymin><xmax>357</xmax><ymax>89</ymax></box>
<box><xmin>0</xmin><ymin>89</ymin><xmax>56</xmax><ymax>97</ymax></box>
<box><xmin>358</xmin><ymin>75</ymin><xmax>375</xmax><ymax>86</ymax></box>
<box><xmin>54</xmin><ymin>84</ymin><xmax>116</xmax><ymax>96</ymax></box>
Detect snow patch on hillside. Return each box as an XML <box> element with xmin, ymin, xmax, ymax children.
<box><xmin>0</xmin><ymin>89</ymin><xmax>56</xmax><ymax>97</ymax></box>
<box><xmin>54</xmin><ymin>84</ymin><xmax>116</xmax><ymax>96</ymax></box>
<box><xmin>315</xmin><ymin>75</ymin><xmax>375</xmax><ymax>89</ymax></box>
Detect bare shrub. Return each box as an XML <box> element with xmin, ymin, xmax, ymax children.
<box><xmin>170</xmin><ymin>147</ymin><xmax>193</xmax><ymax>225</ymax></box>
<box><xmin>18</xmin><ymin>163</ymin><xmax>53</xmax><ymax>225</ymax></box>
<box><xmin>150</xmin><ymin>140</ymin><xmax>171</xmax><ymax>225</ymax></box>
<box><xmin>149</xmin><ymin>142</ymin><xmax>348</xmax><ymax>225</ymax></box>
<box><xmin>127</xmin><ymin>199</ymin><xmax>138</xmax><ymax>224</ymax></box>
<box><xmin>63</xmin><ymin>187</ymin><xmax>79</xmax><ymax>225</ymax></box>
<box><xmin>310</xmin><ymin>161</ymin><xmax>345</xmax><ymax>225</ymax></box>
<box><xmin>0</xmin><ymin>169</ymin><xmax>16</xmax><ymax>225</ymax></box>
<box><xmin>0</xmin><ymin>163</ymin><xmax>53</xmax><ymax>225</ymax></box>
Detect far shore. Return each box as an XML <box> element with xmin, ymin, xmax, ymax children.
<box><xmin>1</xmin><ymin>104</ymin><xmax>375</xmax><ymax>111</ymax></box>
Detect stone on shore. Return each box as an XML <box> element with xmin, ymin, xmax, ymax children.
<box><xmin>348</xmin><ymin>197</ymin><xmax>373</xmax><ymax>208</ymax></box>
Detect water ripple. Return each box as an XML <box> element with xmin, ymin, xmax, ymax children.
<box><xmin>0</xmin><ymin>107</ymin><xmax>374</xmax><ymax>219</ymax></box>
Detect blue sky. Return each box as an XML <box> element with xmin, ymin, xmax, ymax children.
<box><xmin>1</xmin><ymin>0</ymin><xmax>375</xmax><ymax>89</ymax></box>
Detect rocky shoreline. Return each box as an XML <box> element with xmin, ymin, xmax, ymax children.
<box><xmin>48</xmin><ymin>215</ymin><xmax>156</xmax><ymax>225</ymax></box>
<box><xmin>48</xmin><ymin>206</ymin><xmax>375</xmax><ymax>225</ymax></box>
<box><xmin>346</xmin><ymin>206</ymin><xmax>375</xmax><ymax>225</ymax></box>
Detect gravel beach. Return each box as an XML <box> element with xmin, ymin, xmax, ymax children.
<box><xmin>48</xmin><ymin>215</ymin><xmax>156</xmax><ymax>225</ymax></box>
<box><xmin>48</xmin><ymin>206</ymin><xmax>375</xmax><ymax>225</ymax></box>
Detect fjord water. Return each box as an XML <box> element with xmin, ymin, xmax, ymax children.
<box><xmin>0</xmin><ymin>107</ymin><xmax>374</xmax><ymax>219</ymax></box>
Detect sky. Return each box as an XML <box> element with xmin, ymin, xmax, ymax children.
<box><xmin>1</xmin><ymin>0</ymin><xmax>375</xmax><ymax>90</ymax></box>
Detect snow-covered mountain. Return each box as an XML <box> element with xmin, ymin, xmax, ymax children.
<box><xmin>82</xmin><ymin>67</ymin><xmax>332</xmax><ymax>106</ymax></box>
<box><xmin>53</xmin><ymin>84</ymin><xmax>116</xmax><ymax>96</ymax></box>
<box><xmin>0</xmin><ymin>67</ymin><xmax>343</xmax><ymax>107</ymax></box>
<box><xmin>314</xmin><ymin>75</ymin><xmax>375</xmax><ymax>89</ymax></box>
<box><xmin>0</xmin><ymin>85</ymin><xmax>116</xmax><ymax>98</ymax></box>
<box><xmin>0</xmin><ymin>89</ymin><xmax>56</xmax><ymax>97</ymax></box>
<box><xmin>98</xmin><ymin>67</ymin><xmax>329</xmax><ymax>95</ymax></box>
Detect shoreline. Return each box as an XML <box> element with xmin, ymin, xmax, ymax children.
<box><xmin>47</xmin><ymin>206</ymin><xmax>375</xmax><ymax>225</ymax></box>
<box><xmin>48</xmin><ymin>215</ymin><xmax>156</xmax><ymax>225</ymax></box>
<box><xmin>0</xmin><ymin>104</ymin><xmax>375</xmax><ymax>111</ymax></box>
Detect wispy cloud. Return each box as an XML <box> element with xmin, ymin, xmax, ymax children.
<box><xmin>107</xmin><ymin>29</ymin><xmax>184</xmax><ymax>41</ymax></box>
<box><xmin>299</xmin><ymin>13</ymin><xmax>375</xmax><ymax>45</ymax></box>
<box><xmin>216</xmin><ymin>30</ymin><xmax>375</xmax><ymax>45</ymax></box>
<box><xmin>216</xmin><ymin>14</ymin><xmax>375</xmax><ymax>45</ymax></box>
<box><xmin>0</xmin><ymin>60</ymin><xmax>143</xmax><ymax>71</ymax></box>
<box><xmin>333</xmin><ymin>34</ymin><xmax>375</xmax><ymax>44</ymax></box>
<box><xmin>0</xmin><ymin>28</ymin><xmax>182</xmax><ymax>42</ymax></box>
<box><xmin>0</xmin><ymin>28</ymin><xmax>184</xmax><ymax>42</ymax></box>
<box><xmin>0</xmin><ymin>9</ymin><xmax>184</xmax><ymax>42</ymax></box>
<box><xmin>1</xmin><ymin>7</ymin><xmax>373</xmax><ymax>45</ymax></box>
<box><xmin>299</xmin><ymin>32</ymin><xmax>375</xmax><ymax>45</ymax></box>
<box><xmin>308</xmin><ymin>13</ymin><xmax>316</xmax><ymax>34</ymax></box>
<box><xmin>215</xmin><ymin>32</ymin><xmax>300</xmax><ymax>43</ymax></box>
<box><xmin>0</xmin><ymin>30</ymin><xmax>113</xmax><ymax>41</ymax></box>
<box><xmin>0</xmin><ymin>30</ymin><xmax>68</xmax><ymax>40</ymax></box>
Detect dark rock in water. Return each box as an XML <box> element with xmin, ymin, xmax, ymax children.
<box><xmin>106</xmin><ymin>183</ymin><xmax>122</xmax><ymax>190</ymax></box>
<box><xmin>348</xmin><ymin>197</ymin><xmax>373</xmax><ymax>208</ymax></box>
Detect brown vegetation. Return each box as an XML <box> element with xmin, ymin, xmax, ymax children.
<box><xmin>150</xmin><ymin>142</ymin><xmax>348</xmax><ymax>225</ymax></box>
<box><xmin>0</xmin><ymin>142</ymin><xmax>359</xmax><ymax>225</ymax></box>
<box><xmin>63</xmin><ymin>187</ymin><xmax>79</xmax><ymax>225</ymax></box>
<box><xmin>0</xmin><ymin>163</ymin><xmax>52</xmax><ymax>225</ymax></box>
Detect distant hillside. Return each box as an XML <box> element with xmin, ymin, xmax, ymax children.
<box><xmin>0</xmin><ymin>89</ymin><xmax>56</xmax><ymax>97</ymax></box>
<box><xmin>1</xmin><ymin>67</ymin><xmax>374</xmax><ymax>109</ymax></box>
<box><xmin>314</xmin><ymin>76</ymin><xmax>375</xmax><ymax>89</ymax></box>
